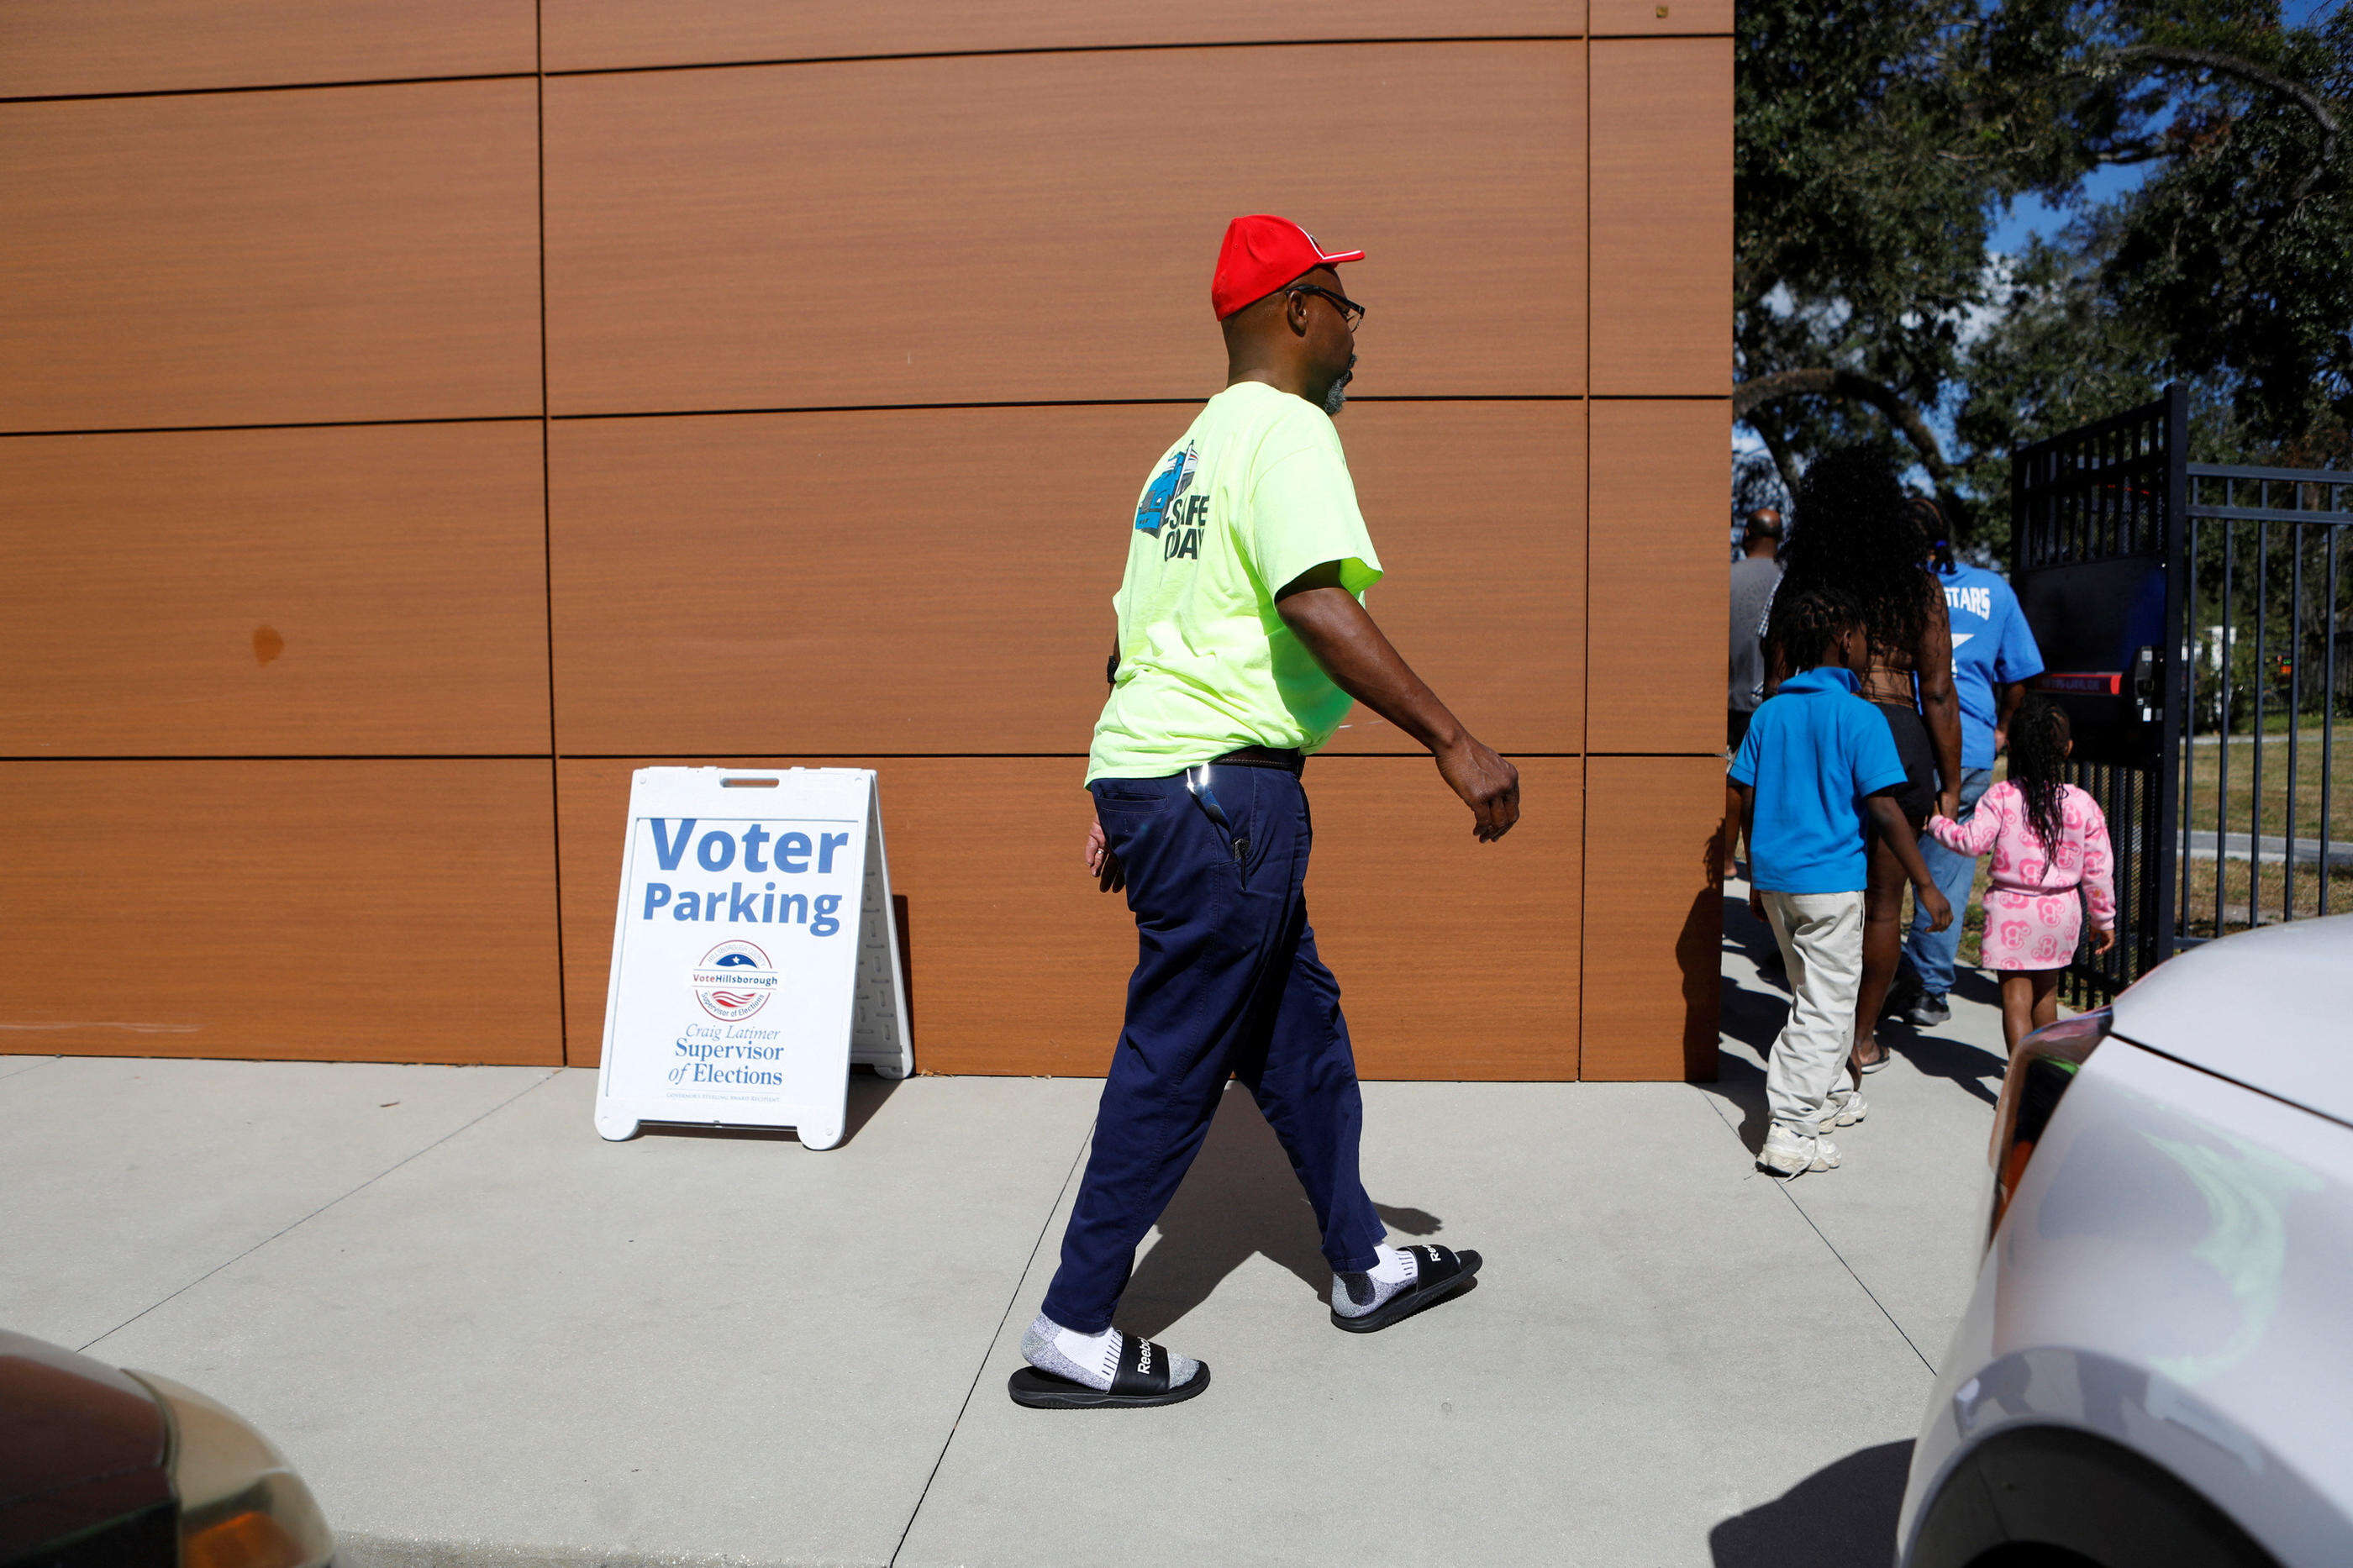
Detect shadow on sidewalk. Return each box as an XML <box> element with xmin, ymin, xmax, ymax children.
<box><xmin>1709</xmin><ymin>1440</ymin><xmax>1913</xmax><ymax>1567</ymax></box>
<box><xmin>1713</xmin><ymin>881</ymin><xmax>2011</xmax><ymax>1133</ymax></box>
<box><xmin>642</xmin><ymin>1071</ymin><xmax>902</xmax><ymax>1147</ymax></box>
<box><xmin>1117</xmin><ymin>1087</ymin><xmax>1440</xmax><ymax>1341</ymax></box>
<box><xmin>1704</xmin><ymin>973</ymin><xmax>1777</xmax><ymax>1156</ymax></box>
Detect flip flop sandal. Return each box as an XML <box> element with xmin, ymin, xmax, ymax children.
<box><xmin>1007</xmin><ymin>1334</ymin><xmax>1209</xmax><ymax>1410</ymax></box>
<box><xmin>1855</xmin><ymin>1045</ymin><xmax>1892</xmax><ymax>1074</ymax></box>
<box><xmin>1330</xmin><ymin>1244</ymin><xmax>1483</xmax><ymax>1334</ymax></box>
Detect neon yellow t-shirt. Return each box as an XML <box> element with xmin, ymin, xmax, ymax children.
<box><xmin>1087</xmin><ymin>381</ymin><xmax>1383</xmax><ymax>781</ymax></box>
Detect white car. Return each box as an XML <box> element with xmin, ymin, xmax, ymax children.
<box><xmin>1898</xmin><ymin>913</ymin><xmax>2353</xmax><ymax>1568</ymax></box>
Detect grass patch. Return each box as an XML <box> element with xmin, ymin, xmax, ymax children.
<box><xmin>2183</xmin><ymin>725</ymin><xmax>2353</xmax><ymax>846</ymax></box>
<box><xmin>2178</xmin><ymin>855</ymin><xmax>2348</xmax><ymax>939</ymax></box>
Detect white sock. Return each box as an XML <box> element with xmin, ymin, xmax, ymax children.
<box><xmin>1333</xmin><ymin>1244</ymin><xmax>1419</xmax><ymax>1316</ymax></box>
<box><xmin>1019</xmin><ymin>1313</ymin><xmax>1199</xmax><ymax>1391</ymax></box>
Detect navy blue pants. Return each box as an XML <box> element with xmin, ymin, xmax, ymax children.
<box><xmin>1040</xmin><ymin>766</ymin><xmax>1387</xmax><ymax>1334</ymax></box>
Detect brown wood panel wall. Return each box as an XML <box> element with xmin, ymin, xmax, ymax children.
<box><xmin>0</xmin><ymin>80</ymin><xmax>541</xmax><ymax>434</ymax></box>
<box><xmin>0</xmin><ymin>2</ymin><xmax>536</xmax><ymax>98</ymax></box>
<box><xmin>1587</xmin><ymin>400</ymin><xmax>1730</xmax><ymax>755</ymax></box>
<box><xmin>0</xmin><ymin>21</ymin><xmax>1729</xmax><ymax>1080</ymax></box>
<box><xmin>1579</xmin><ymin>755</ymin><xmax>1722</xmax><ymax>1081</ymax></box>
<box><xmin>542</xmin><ymin>2</ymin><xmax>1586</xmax><ymax>72</ymax></box>
<box><xmin>549</xmin><ymin>402</ymin><xmax>1583</xmax><ymax>757</ymax></box>
<box><xmin>1588</xmin><ymin>0</ymin><xmax>1734</xmax><ymax>34</ymax></box>
<box><xmin>0</xmin><ymin>423</ymin><xmax>551</xmax><ymax>757</ymax></box>
<box><xmin>0</xmin><ymin>760</ymin><xmax>562</xmax><ymax>1063</ymax></box>
<box><xmin>542</xmin><ymin>44</ymin><xmax>1586</xmax><ymax>414</ymax></box>
<box><xmin>1589</xmin><ymin>37</ymin><xmax>1734</xmax><ymax>396</ymax></box>
<box><xmin>1320</xmin><ymin>403</ymin><xmax>1587</xmax><ymax>755</ymax></box>
<box><xmin>559</xmin><ymin>756</ymin><xmax>1579</xmax><ymax>1078</ymax></box>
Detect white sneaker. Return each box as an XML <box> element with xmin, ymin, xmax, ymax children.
<box><xmin>1823</xmin><ymin>1089</ymin><xmax>1867</xmax><ymax>1129</ymax></box>
<box><xmin>1759</xmin><ymin>1124</ymin><xmax>1842</xmax><ymax>1177</ymax></box>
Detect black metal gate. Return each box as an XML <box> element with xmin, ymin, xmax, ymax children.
<box><xmin>2011</xmin><ymin>387</ymin><xmax>2187</xmax><ymax>1001</ymax></box>
<box><xmin>2012</xmin><ymin>385</ymin><xmax>2352</xmax><ymax>1001</ymax></box>
<box><xmin>2177</xmin><ymin>456</ymin><xmax>2351</xmax><ymax>941</ymax></box>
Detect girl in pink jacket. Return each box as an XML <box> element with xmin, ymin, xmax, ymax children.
<box><xmin>1926</xmin><ymin>697</ymin><xmax>2116</xmax><ymax>1054</ymax></box>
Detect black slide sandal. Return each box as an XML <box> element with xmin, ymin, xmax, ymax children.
<box><xmin>1008</xmin><ymin>1334</ymin><xmax>1210</xmax><ymax>1409</ymax></box>
<box><xmin>1331</xmin><ymin>1244</ymin><xmax>1483</xmax><ymax>1334</ymax></box>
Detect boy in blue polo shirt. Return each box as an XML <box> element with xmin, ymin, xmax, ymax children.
<box><xmin>1728</xmin><ymin>586</ymin><xmax>1951</xmax><ymax>1176</ymax></box>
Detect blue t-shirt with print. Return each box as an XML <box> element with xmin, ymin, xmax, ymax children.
<box><xmin>1939</xmin><ymin>564</ymin><xmax>2044</xmax><ymax>770</ymax></box>
<box><xmin>1729</xmin><ymin>666</ymin><xmax>1910</xmax><ymax>895</ymax></box>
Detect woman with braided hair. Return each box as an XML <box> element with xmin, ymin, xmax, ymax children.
<box><xmin>1766</xmin><ymin>448</ymin><xmax>1961</xmax><ymax>1076</ymax></box>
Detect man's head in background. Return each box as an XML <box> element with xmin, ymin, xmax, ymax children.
<box><xmin>1742</xmin><ymin>508</ymin><xmax>1784</xmax><ymax>559</ymax></box>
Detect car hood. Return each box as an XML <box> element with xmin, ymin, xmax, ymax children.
<box><xmin>0</xmin><ymin>1329</ymin><xmax>172</xmax><ymax>1558</ymax></box>
<box><xmin>2111</xmin><ymin>913</ymin><xmax>2353</xmax><ymax>1128</ymax></box>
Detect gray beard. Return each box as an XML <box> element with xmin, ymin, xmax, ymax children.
<box><xmin>1321</xmin><ymin>369</ymin><xmax>1352</xmax><ymax>416</ymax></box>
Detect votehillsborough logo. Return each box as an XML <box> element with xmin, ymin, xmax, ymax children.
<box><xmin>692</xmin><ymin>939</ymin><xmax>778</xmax><ymax>1021</ymax></box>
<box><xmin>1135</xmin><ymin>444</ymin><xmax>1198</xmax><ymax>536</ymax></box>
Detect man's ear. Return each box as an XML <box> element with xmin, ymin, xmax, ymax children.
<box><xmin>1285</xmin><ymin>290</ymin><xmax>1310</xmax><ymax>338</ymax></box>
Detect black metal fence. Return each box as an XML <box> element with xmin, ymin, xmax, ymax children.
<box><xmin>2012</xmin><ymin>387</ymin><xmax>2351</xmax><ymax>1002</ymax></box>
<box><xmin>2011</xmin><ymin>388</ymin><xmax>2183</xmax><ymax>1001</ymax></box>
<box><xmin>2178</xmin><ymin>462</ymin><xmax>2351</xmax><ymax>940</ymax></box>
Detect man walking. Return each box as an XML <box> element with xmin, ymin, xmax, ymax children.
<box><xmin>1889</xmin><ymin>511</ymin><xmax>2044</xmax><ymax>1027</ymax></box>
<box><xmin>1008</xmin><ymin>215</ymin><xmax>1520</xmax><ymax>1410</ymax></box>
<box><xmin>1728</xmin><ymin>508</ymin><xmax>1784</xmax><ymax>750</ymax></box>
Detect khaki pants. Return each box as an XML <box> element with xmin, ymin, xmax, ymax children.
<box><xmin>1761</xmin><ymin>890</ymin><xmax>1866</xmax><ymax>1135</ymax></box>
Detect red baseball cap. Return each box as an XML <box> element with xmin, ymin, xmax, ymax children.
<box><xmin>1210</xmin><ymin>215</ymin><xmax>1365</xmax><ymax>320</ymax></box>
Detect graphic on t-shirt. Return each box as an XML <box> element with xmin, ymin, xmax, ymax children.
<box><xmin>1134</xmin><ymin>444</ymin><xmax>1199</xmax><ymax>536</ymax></box>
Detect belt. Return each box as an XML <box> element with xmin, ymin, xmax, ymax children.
<box><xmin>1208</xmin><ymin>745</ymin><xmax>1304</xmax><ymax>775</ymax></box>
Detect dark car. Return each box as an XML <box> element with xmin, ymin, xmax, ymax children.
<box><xmin>1</xmin><ymin>1331</ymin><xmax>332</xmax><ymax>1568</ymax></box>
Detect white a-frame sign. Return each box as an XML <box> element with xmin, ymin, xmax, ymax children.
<box><xmin>594</xmin><ymin>767</ymin><xmax>911</xmax><ymax>1150</ymax></box>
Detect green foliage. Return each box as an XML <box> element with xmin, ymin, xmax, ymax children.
<box><xmin>1736</xmin><ymin>0</ymin><xmax>1996</xmax><ymax>453</ymax></box>
<box><xmin>1738</xmin><ymin>0</ymin><xmax>2353</xmax><ymax>556</ymax></box>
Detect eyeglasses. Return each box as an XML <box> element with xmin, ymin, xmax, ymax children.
<box><xmin>1287</xmin><ymin>284</ymin><xmax>1366</xmax><ymax>332</ymax></box>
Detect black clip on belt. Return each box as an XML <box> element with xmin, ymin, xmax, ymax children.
<box><xmin>1184</xmin><ymin>750</ymin><xmax>1298</xmax><ymax>866</ymax></box>
<box><xmin>1185</xmin><ymin>765</ymin><xmax>1249</xmax><ymax>866</ymax></box>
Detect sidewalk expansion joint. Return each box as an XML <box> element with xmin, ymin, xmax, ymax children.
<box><xmin>76</xmin><ymin>1068</ymin><xmax>565</xmax><ymax>1355</ymax></box>
<box><xmin>1694</xmin><ymin>1087</ymin><xmax>1940</xmax><ymax>1377</ymax></box>
<box><xmin>885</xmin><ymin>1120</ymin><xmax>1095</xmax><ymax>1568</ymax></box>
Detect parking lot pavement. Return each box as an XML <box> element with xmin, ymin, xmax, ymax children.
<box><xmin>898</xmin><ymin>1080</ymin><xmax>1937</xmax><ymax>1568</ymax></box>
<box><xmin>13</xmin><ymin>926</ymin><xmax>2008</xmax><ymax>1568</ymax></box>
<box><xmin>0</xmin><ymin>1055</ymin><xmax>555</xmax><ymax>1351</ymax></box>
<box><xmin>1713</xmin><ymin>875</ymin><xmax>2010</xmax><ymax>1371</ymax></box>
<box><xmin>82</xmin><ymin>1069</ymin><xmax>1103</xmax><ymax>1568</ymax></box>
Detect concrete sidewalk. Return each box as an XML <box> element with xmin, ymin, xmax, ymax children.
<box><xmin>2</xmin><ymin>891</ymin><xmax>2014</xmax><ymax>1568</ymax></box>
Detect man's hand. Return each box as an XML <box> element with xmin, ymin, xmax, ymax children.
<box><xmin>1936</xmin><ymin>789</ymin><xmax>1961</xmax><ymax>823</ymax></box>
<box><xmin>1272</xmin><ymin>566</ymin><xmax>1522</xmax><ymax>843</ymax></box>
<box><xmin>1916</xmin><ymin>884</ymin><xmax>1953</xmax><ymax>933</ymax></box>
<box><xmin>1438</xmin><ymin>737</ymin><xmax>1520</xmax><ymax>842</ymax></box>
<box><xmin>1083</xmin><ymin>813</ymin><xmax>1124</xmax><ymax>893</ymax></box>
<box><xmin>2089</xmin><ymin>925</ymin><xmax>2116</xmax><ymax>955</ymax></box>
<box><xmin>1748</xmin><ymin>884</ymin><xmax>1767</xmax><ymax>921</ymax></box>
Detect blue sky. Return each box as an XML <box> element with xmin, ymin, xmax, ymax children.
<box><xmin>1988</xmin><ymin>0</ymin><xmax>2340</xmax><ymax>253</ymax></box>
<box><xmin>1986</xmin><ymin>161</ymin><xmax>2148</xmax><ymax>255</ymax></box>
